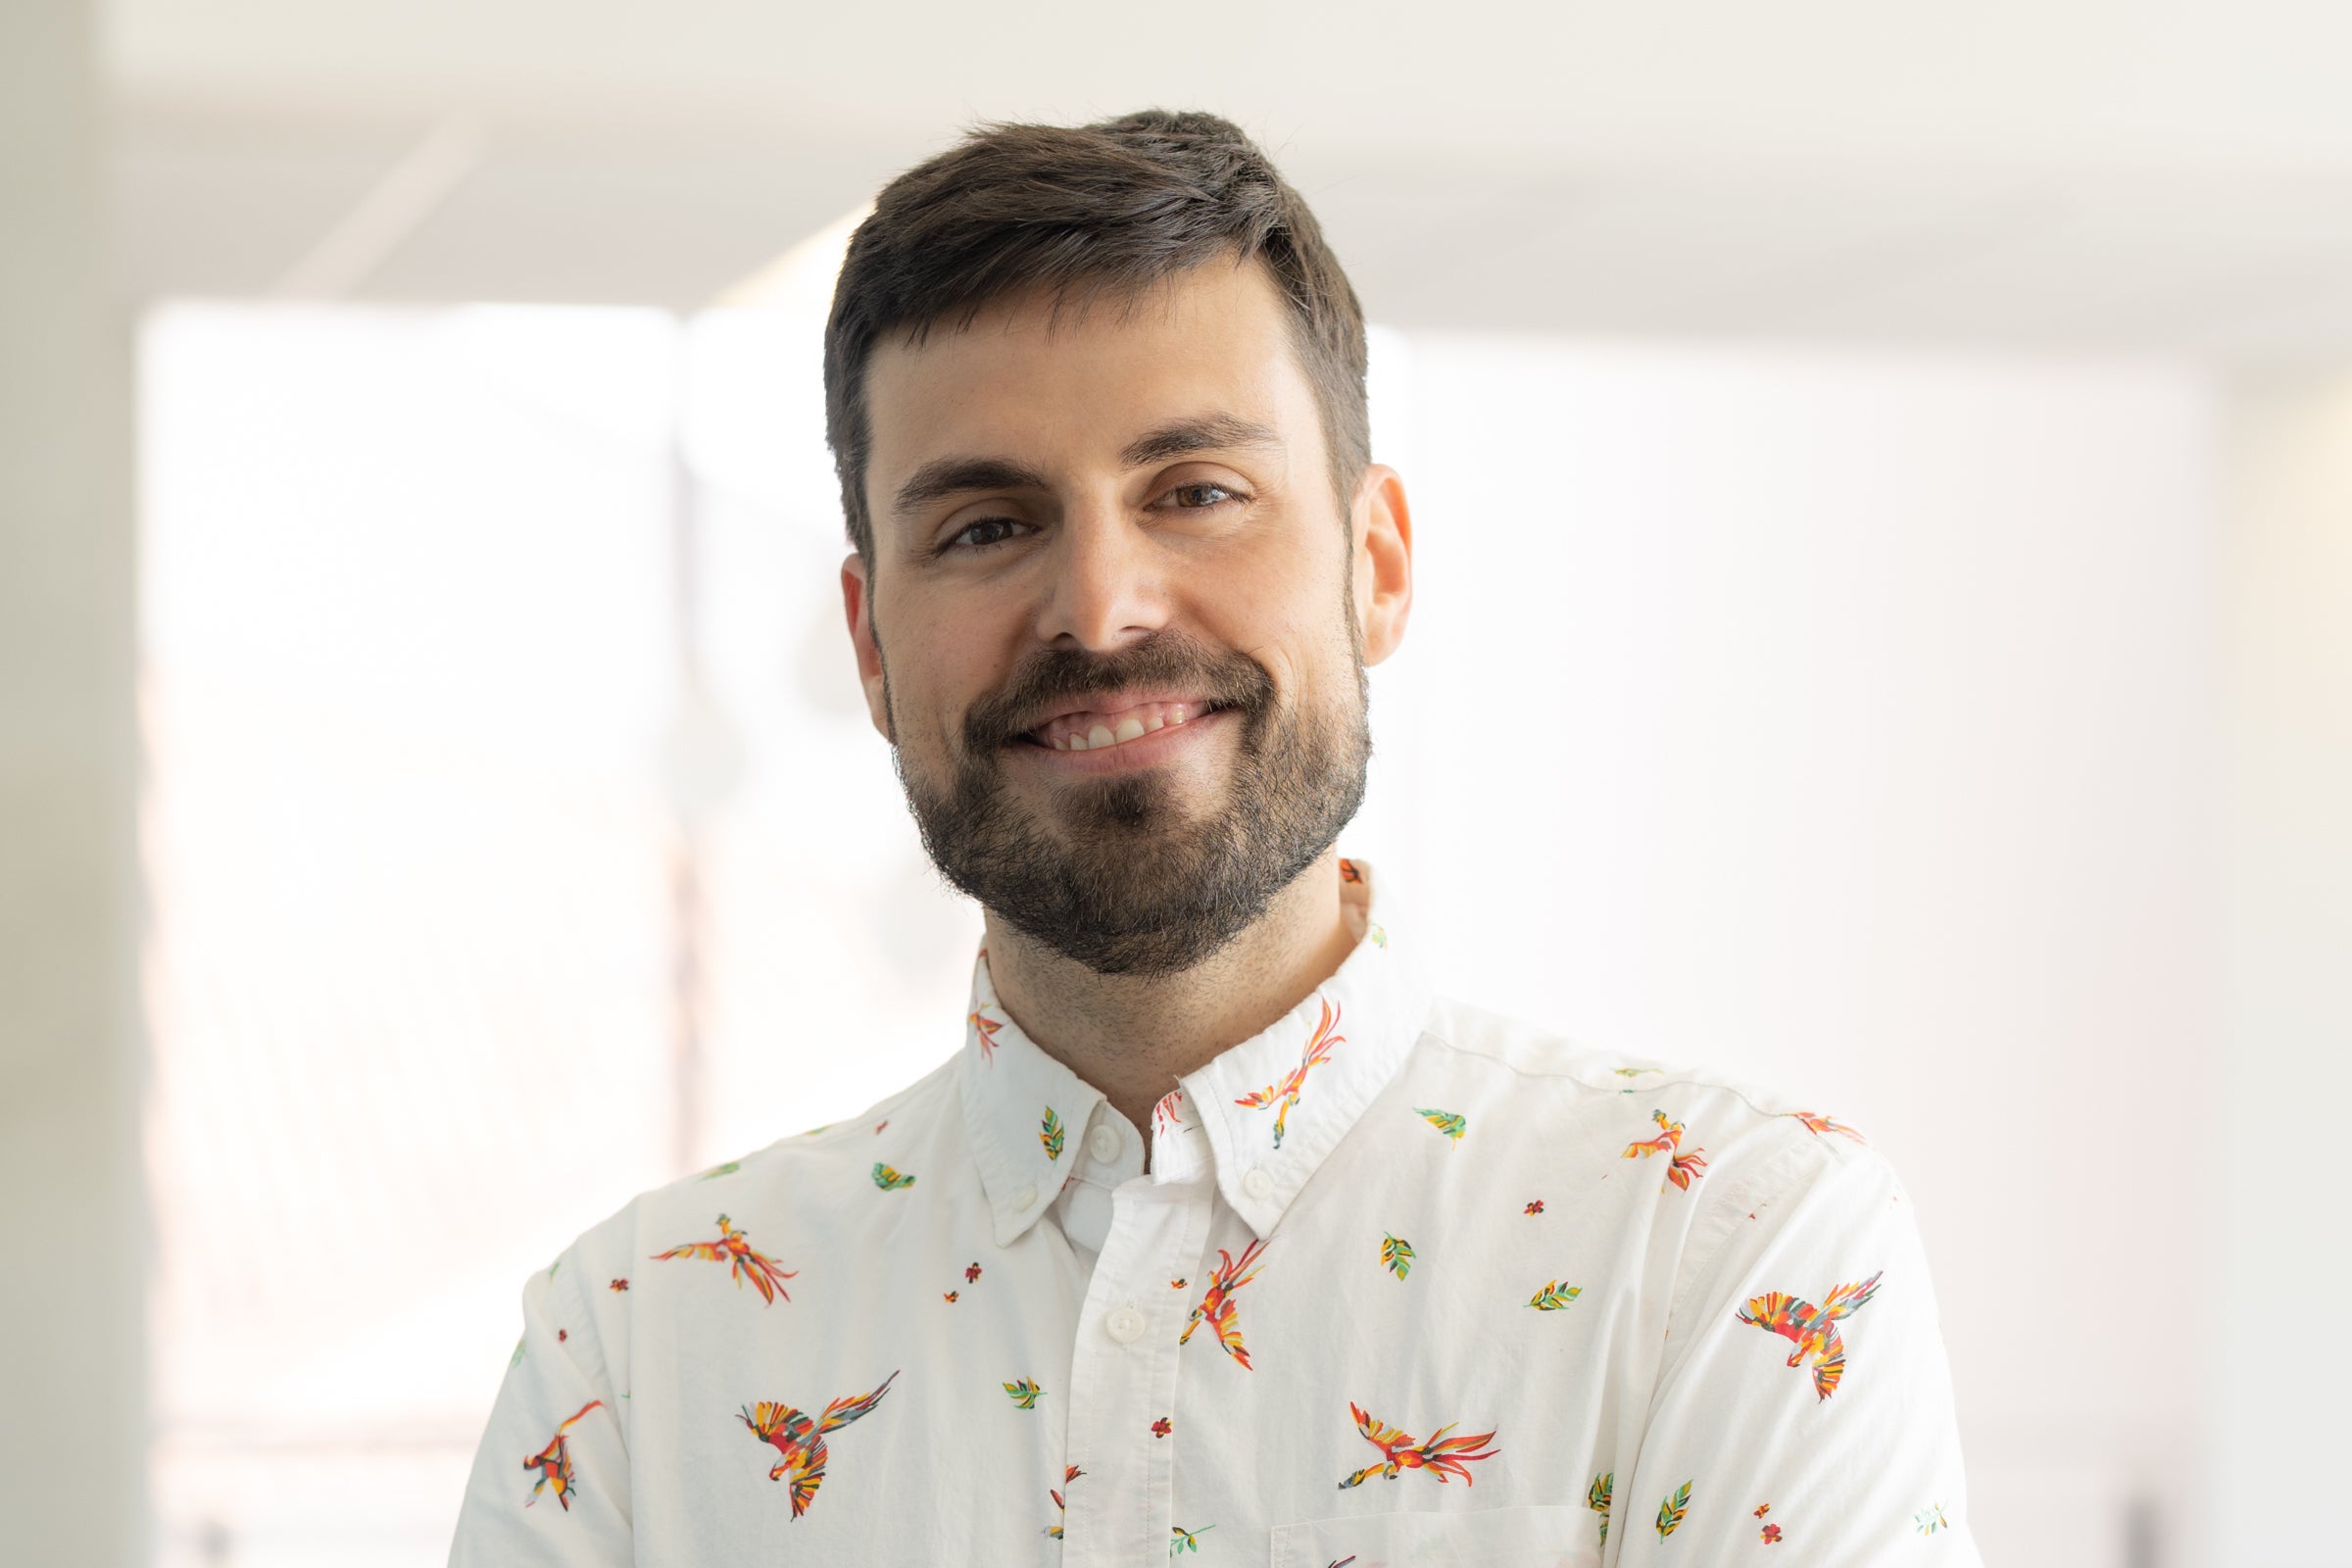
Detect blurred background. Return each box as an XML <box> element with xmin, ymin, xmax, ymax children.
<box><xmin>5</xmin><ymin>2</ymin><xmax>2349</xmax><ymax>1564</ymax></box>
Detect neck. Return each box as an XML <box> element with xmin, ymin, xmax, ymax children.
<box><xmin>981</xmin><ymin>850</ymin><xmax>1359</xmax><ymax>1141</ymax></box>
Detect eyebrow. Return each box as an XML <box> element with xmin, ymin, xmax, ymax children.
<box><xmin>888</xmin><ymin>415</ymin><xmax>1284</xmax><ymax>523</ymax></box>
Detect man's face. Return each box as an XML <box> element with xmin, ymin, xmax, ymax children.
<box><xmin>843</xmin><ymin>259</ymin><xmax>1410</xmax><ymax>976</ymax></box>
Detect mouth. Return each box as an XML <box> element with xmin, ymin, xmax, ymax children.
<box><xmin>1013</xmin><ymin>696</ymin><xmax>1236</xmax><ymax>754</ymax></box>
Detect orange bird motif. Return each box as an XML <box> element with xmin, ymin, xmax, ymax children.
<box><xmin>1622</xmin><ymin>1109</ymin><xmax>1709</xmax><ymax>1191</ymax></box>
<box><xmin>1788</xmin><ymin>1110</ymin><xmax>1867</xmax><ymax>1145</ymax></box>
<box><xmin>1234</xmin><ymin>998</ymin><xmax>1344</xmax><ymax>1148</ymax></box>
<box><xmin>522</xmin><ymin>1399</ymin><xmax>603</xmax><ymax>1510</ymax></box>
<box><xmin>652</xmin><ymin>1213</ymin><xmax>797</xmax><ymax>1305</ymax></box>
<box><xmin>736</xmin><ymin>1369</ymin><xmax>899</xmax><ymax>1518</ymax></box>
<box><xmin>1737</xmin><ymin>1271</ymin><xmax>1885</xmax><ymax>1399</ymax></box>
<box><xmin>969</xmin><ymin>1006</ymin><xmax>1004</xmax><ymax>1064</ymax></box>
<box><xmin>1339</xmin><ymin>1402</ymin><xmax>1500</xmax><ymax>1490</ymax></box>
<box><xmin>1181</xmin><ymin>1238</ymin><xmax>1269</xmax><ymax>1369</ymax></box>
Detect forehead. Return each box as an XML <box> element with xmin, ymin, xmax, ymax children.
<box><xmin>861</xmin><ymin>260</ymin><xmax>1320</xmax><ymax>509</ymax></box>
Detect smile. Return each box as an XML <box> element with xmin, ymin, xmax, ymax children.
<box><xmin>1029</xmin><ymin>699</ymin><xmax>1212</xmax><ymax>752</ymax></box>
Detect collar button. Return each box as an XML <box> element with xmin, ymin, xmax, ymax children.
<box><xmin>1013</xmin><ymin>1184</ymin><xmax>1039</xmax><ymax>1210</ymax></box>
<box><xmin>1241</xmin><ymin>1166</ymin><xmax>1274</xmax><ymax>1201</ymax></box>
<box><xmin>1086</xmin><ymin>1124</ymin><xmax>1122</xmax><ymax>1163</ymax></box>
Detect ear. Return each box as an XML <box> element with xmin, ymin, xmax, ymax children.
<box><xmin>1350</xmin><ymin>465</ymin><xmax>1414</xmax><ymax>666</ymax></box>
<box><xmin>840</xmin><ymin>552</ymin><xmax>895</xmax><ymax>743</ymax></box>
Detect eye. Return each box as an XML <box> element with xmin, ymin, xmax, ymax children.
<box><xmin>942</xmin><ymin>516</ymin><xmax>1027</xmax><ymax>555</ymax></box>
<box><xmin>1166</xmin><ymin>481</ymin><xmax>1239</xmax><ymax>509</ymax></box>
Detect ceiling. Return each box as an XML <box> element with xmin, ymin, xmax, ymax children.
<box><xmin>106</xmin><ymin>0</ymin><xmax>2352</xmax><ymax>363</ymax></box>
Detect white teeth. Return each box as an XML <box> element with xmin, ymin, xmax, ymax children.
<box><xmin>1113</xmin><ymin>717</ymin><xmax>1145</xmax><ymax>743</ymax></box>
<box><xmin>1143</xmin><ymin>712</ymin><xmax>1164</xmax><ymax>732</ymax></box>
<box><xmin>1087</xmin><ymin>724</ymin><xmax>1114</xmax><ymax>749</ymax></box>
<box><xmin>1054</xmin><ymin>735</ymin><xmax>1073</xmax><ymax>751</ymax></box>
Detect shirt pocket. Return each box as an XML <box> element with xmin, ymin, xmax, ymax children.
<box><xmin>1268</xmin><ymin>1501</ymin><xmax>1601</xmax><ymax>1568</ymax></box>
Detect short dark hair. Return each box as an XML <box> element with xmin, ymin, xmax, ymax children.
<box><xmin>823</xmin><ymin>109</ymin><xmax>1370</xmax><ymax>564</ymax></box>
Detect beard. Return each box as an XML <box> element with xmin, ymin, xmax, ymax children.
<box><xmin>886</xmin><ymin>624</ymin><xmax>1370</xmax><ymax>978</ymax></box>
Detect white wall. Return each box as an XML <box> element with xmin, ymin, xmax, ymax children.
<box><xmin>2210</xmin><ymin>370</ymin><xmax>2352</xmax><ymax>1568</ymax></box>
<box><xmin>0</xmin><ymin>1</ymin><xmax>146</xmax><ymax>1563</ymax></box>
<box><xmin>1348</xmin><ymin>335</ymin><xmax>2219</xmax><ymax>1565</ymax></box>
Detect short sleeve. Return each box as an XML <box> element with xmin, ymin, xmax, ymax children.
<box><xmin>1607</xmin><ymin>1139</ymin><xmax>1982</xmax><ymax>1566</ymax></box>
<box><xmin>449</xmin><ymin>1252</ymin><xmax>632</xmax><ymax>1566</ymax></box>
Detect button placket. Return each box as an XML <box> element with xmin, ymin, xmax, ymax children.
<box><xmin>1056</xmin><ymin>1174</ymin><xmax>1213</xmax><ymax>1568</ymax></box>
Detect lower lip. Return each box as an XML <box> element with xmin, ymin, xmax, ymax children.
<box><xmin>1008</xmin><ymin>707</ymin><xmax>1234</xmax><ymax>774</ymax></box>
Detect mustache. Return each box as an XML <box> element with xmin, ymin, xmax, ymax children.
<box><xmin>960</xmin><ymin>631</ymin><xmax>1275</xmax><ymax>751</ymax></box>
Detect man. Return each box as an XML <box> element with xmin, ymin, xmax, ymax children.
<box><xmin>453</xmin><ymin>110</ymin><xmax>1980</xmax><ymax>1565</ymax></box>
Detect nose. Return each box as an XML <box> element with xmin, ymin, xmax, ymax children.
<box><xmin>1032</xmin><ymin>501</ymin><xmax>1169</xmax><ymax>653</ymax></box>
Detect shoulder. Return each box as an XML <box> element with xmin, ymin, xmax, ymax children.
<box><xmin>1417</xmin><ymin>994</ymin><xmax>1890</xmax><ymax>1179</ymax></box>
<box><xmin>547</xmin><ymin>1053</ymin><xmax>964</xmax><ymax>1282</ymax></box>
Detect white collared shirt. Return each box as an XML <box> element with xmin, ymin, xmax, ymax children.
<box><xmin>453</xmin><ymin>859</ymin><xmax>1980</xmax><ymax>1566</ymax></box>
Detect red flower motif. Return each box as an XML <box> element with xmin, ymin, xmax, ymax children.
<box><xmin>1151</xmin><ymin>1416</ymin><xmax>1173</xmax><ymax>1438</ymax></box>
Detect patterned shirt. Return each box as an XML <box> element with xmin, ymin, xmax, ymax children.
<box><xmin>452</xmin><ymin>858</ymin><xmax>1981</xmax><ymax>1566</ymax></box>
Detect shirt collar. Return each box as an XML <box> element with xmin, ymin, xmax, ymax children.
<box><xmin>956</xmin><ymin>857</ymin><xmax>1433</xmax><ymax>1248</ymax></box>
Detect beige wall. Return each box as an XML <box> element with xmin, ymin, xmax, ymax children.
<box><xmin>2211</xmin><ymin>368</ymin><xmax>2352</xmax><ymax>1568</ymax></box>
<box><xmin>0</xmin><ymin>0</ymin><xmax>146</xmax><ymax>1561</ymax></box>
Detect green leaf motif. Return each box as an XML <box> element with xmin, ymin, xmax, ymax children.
<box><xmin>1528</xmin><ymin>1279</ymin><xmax>1583</xmax><ymax>1311</ymax></box>
<box><xmin>1380</xmin><ymin>1233</ymin><xmax>1415</xmax><ymax>1280</ymax></box>
<box><xmin>1656</xmin><ymin>1480</ymin><xmax>1692</xmax><ymax>1540</ymax></box>
<box><xmin>1003</xmin><ymin>1377</ymin><xmax>1045</xmax><ymax>1409</ymax></box>
<box><xmin>696</xmin><ymin>1159</ymin><xmax>740</xmax><ymax>1181</ymax></box>
<box><xmin>872</xmin><ymin>1162</ymin><xmax>916</xmax><ymax>1191</ymax></box>
<box><xmin>1413</xmin><ymin>1106</ymin><xmax>1467</xmax><ymax>1142</ymax></box>
<box><xmin>509</xmin><ymin>1336</ymin><xmax>526</xmax><ymax>1370</ymax></box>
<box><xmin>1588</xmin><ymin>1472</ymin><xmax>1612</xmax><ymax>1544</ymax></box>
<box><xmin>1040</xmin><ymin>1106</ymin><xmax>1066</xmax><ymax>1161</ymax></box>
<box><xmin>1914</xmin><ymin>1503</ymin><xmax>1948</xmax><ymax>1537</ymax></box>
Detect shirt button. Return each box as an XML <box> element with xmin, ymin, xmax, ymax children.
<box><xmin>1242</xmin><ymin>1166</ymin><xmax>1274</xmax><ymax>1201</ymax></box>
<box><xmin>1087</xmin><ymin>1124</ymin><xmax>1122</xmax><ymax>1163</ymax></box>
<box><xmin>1013</xmin><ymin>1184</ymin><xmax>1038</xmax><ymax>1210</ymax></box>
<box><xmin>1104</xmin><ymin>1303</ymin><xmax>1146</xmax><ymax>1344</ymax></box>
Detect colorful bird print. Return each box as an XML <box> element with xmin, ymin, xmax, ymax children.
<box><xmin>652</xmin><ymin>1214</ymin><xmax>797</xmax><ymax>1304</ymax></box>
<box><xmin>1046</xmin><ymin>1464</ymin><xmax>1083</xmax><ymax>1540</ymax></box>
<box><xmin>1339</xmin><ymin>1402</ymin><xmax>1500</xmax><ymax>1490</ymax></box>
<box><xmin>871</xmin><ymin>1162</ymin><xmax>915</xmax><ymax>1191</ymax></box>
<box><xmin>969</xmin><ymin>1006</ymin><xmax>1003</xmax><ymax>1064</ymax></box>
<box><xmin>1368</xmin><ymin>922</ymin><xmax>1389</xmax><ymax>949</ymax></box>
<box><xmin>1152</xmin><ymin>1416</ymin><xmax>1173</xmax><ymax>1438</ymax></box>
<box><xmin>1379</xmin><ymin>1233</ymin><xmax>1415</xmax><ymax>1280</ymax></box>
<box><xmin>1762</xmin><ymin>1524</ymin><xmax>1784</xmax><ymax>1544</ymax></box>
<box><xmin>872</xmin><ymin>1119</ymin><xmax>887</xmax><ymax>1134</ymax></box>
<box><xmin>1003</xmin><ymin>1378</ymin><xmax>1045</xmax><ymax>1409</ymax></box>
<box><xmin>608</xmin><ymin>1278</ymin><xmax>628</xmax><ymax>1292</ymax></box>
<box><xmin>1234</xmin><ymin>997</ymin><xmax>1344</xmax><ymax>1148</ymax></box>
<box><xmin>736</xmin><ymin>1370</ymin><xmax>898</xmax><ymax>1519</ymax></box>
<box><xmin>522</xmin><ymin>1399</ymin><xmax>602</xmax><ymax>1509</ymax></box>
<box><xmin>1039</xmin><ymin>1107</ymin><xmax>1066</xmax><ymax>1161</ymax></box>
<box><xmin>1181</xmin><ymin>1238</ymin><xmax>1269</xmax><ymax>1367</ymax></box>
<box><xmin>1170</xmin><ymin>1277</ymin><xmax>1187</xmax><ymax>1290</ymax></box>
<box><xmin>1737</xmin><ymin>1271</ymin><xmax>1885</xmax><ymax>1399</ymax></box>
<box><xmin>1622</xmin><ymin>1109</ymin><xmax>1709</xmax><ymax>1191</ymax></box>
<box><xmin>1414</xmin><ymin>1106</ymin><xmax>1467</xmax><ymax>1143</ymax></box>
<box><xmin>1588</xmin><ymin>1472</ymin><xmax>1612</xmax><ymax>1544</ymax></box>
<box><xmin>964</xmin><ymin>1262</ymin><xmax>982</xmax><ymax>1283</ymax></box>
<box><xmin>1527</xmin><ymin>1279</ymin><xmax>1583</xmax><ymax>1311</ymax></box>
<box><xmin>696</xmin><ymin>1159</ymin><xmax>740</xmax><ymax>1181</ymax></box>
<box><xmin>1788</xmin><ymin>1110</ymin><xmax>1867</xmax><ymax>1144</ymax></box>
<box><xmin>1915</xmin><ymin>1503</ymin><xmax>1948</xmax><ymax>1536</ymax></box>
<box><xmin>1655</xmin><ymin>1480</ymin><xmax>1692</xmax><ymax>1539</ymax></box>
<box><xmin>1153</xmin><ymin>1090</ymin><xmax>1185</xmax><ymax>1137</ymax></box>
<box><xmin>1170</xmin><ymin>1523</ymin><xmax>1214</xmax><ymax>1553</ymax></box>
<box><xmin>1754</xmin><ymin>1503</ymin><xmax>1771</xmax><ymax>1518</ymax></box>
<box><xmin>1524</xmin><ymin>1200</ymin><xmax>1544</xmax><ymax>1215</ymax></box>
<box><xmin>942</xmin><ymin>1291</ymin><xmax>957</xmax><ymax>1302</ymax></box>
